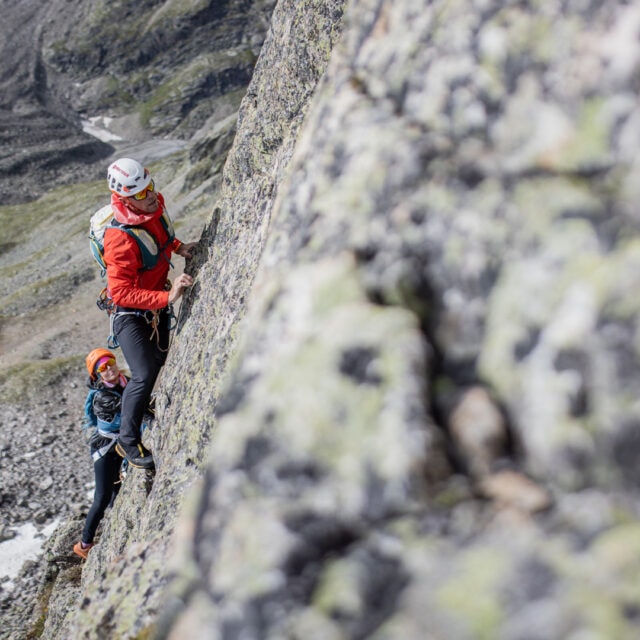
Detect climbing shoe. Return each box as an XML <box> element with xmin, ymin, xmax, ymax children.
<box><xmin>115</xmin><ymin>441</ymin><xmax>155</xmax><ymax>470</ymax></box>
<box><xmin>73</xmin><ymin>541</ymin><xmax>95</xmax><ymax>560</ymax></box>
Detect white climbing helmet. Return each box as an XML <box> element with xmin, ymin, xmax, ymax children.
<box><xmin>107</xmin><ymin>158</ymin><xmax>151</xmax><ymax>196</ymax></box>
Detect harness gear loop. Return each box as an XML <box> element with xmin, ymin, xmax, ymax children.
<box><xmin>107</xmin><ymin>334</ymin><xmax>119</xmax><ymax>350</ymax></box>
<box><xmin>96</xmin><ymin>287</ymin><xmax>115</xmax><ymax>315</ymax></box>
<box><xmin>91</xmin><ymin>431</ymin><xmax>119</xmax><ymax>462</ymax></box>
<box><xmin>108</xmin><ymin>313</ymin><xmax>120</xmax><ymax>349</ymax></box>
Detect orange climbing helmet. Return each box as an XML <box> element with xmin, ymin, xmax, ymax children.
<box><xmin>86</xmin><ymin>348</ymin><xmax>116</xmax><ymax>379</ymax></box>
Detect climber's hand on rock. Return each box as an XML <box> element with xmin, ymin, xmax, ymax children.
<box><xmin>168</xmin><ymin>273</ymin><xmax>194</xmax><ymax>304</ymax></box>
<box><xmin>176</xmin><ymin>242</ymin><xmax>198</xmax><ymax>259</ymax></box>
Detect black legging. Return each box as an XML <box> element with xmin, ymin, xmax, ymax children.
<box><xmin>82</xmin><ymin>447</ymin><xmax>122</xmax><ymax>544</ymax></box>
<box><xmin>114</xmin><ymin>310</ymin><xmax>170</xmax><ymax>448</ymax></box>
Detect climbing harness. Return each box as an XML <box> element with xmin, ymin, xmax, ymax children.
<box><xmin>106</xmin><ymin>305</ymin><xmax>177</xmax><ymax>351</ymax></box>
<box><xmin>91</xmin><ymin>430</ymin><xmax>118</xmax><ymax>462</ymax></box>
<box><xmin>91</xmin><ymin>420</ymin><xmax>147</xmax><ymax>462</ymax></box>
<box><xmin>95</xmin><ymin>281</ymin><xmax>177</xmax><ymax>350</ymax></box>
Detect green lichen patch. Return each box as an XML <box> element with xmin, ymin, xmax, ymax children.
<box><xmin>313</xmin><ymin>556</ymin><xmax>362</xmax><ymax>617</ymax></box>
<box><xmin>435</xmin><ymin>548</ymin><xmax>507</xmax><ymax>640</ymax></box>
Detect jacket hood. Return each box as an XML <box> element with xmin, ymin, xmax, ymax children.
<box><xmin>87</xmin><ymin>374</ymin><xmax>129</xmax><ymax>391</ymax></box>
<box><xmin>111</xmin><ymin>192</ymin><xmax>165</xmax><ymax>225</ymax></box>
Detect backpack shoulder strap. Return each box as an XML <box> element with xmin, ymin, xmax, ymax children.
<box><xmin>159</xmin><ymin>207</ymin><xmax>175</xmax><ymax>243</ymax></box>
<box><xmin>109</xmin><ymin>218</ymin><xmax>162</xmax><ymax>270</ymax></box>
<box><xmin>83</xmin><ymin>389</ymin><xmax>99</xmax><ymax>429</ymax></box>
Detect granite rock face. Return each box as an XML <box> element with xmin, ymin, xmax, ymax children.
<box><xmin>25</xmin><ymin>0</ymin><xmax>640</xmax><ymax>638</ymax></box>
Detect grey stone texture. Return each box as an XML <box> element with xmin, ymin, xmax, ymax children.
<box><xmin>159</xmin><ymin>0</ymin><xmax>640</xmax><ymax>637</ymax></box>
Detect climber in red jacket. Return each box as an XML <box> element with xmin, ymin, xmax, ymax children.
<box><xmin>103</xmin><ymin>157</ymin><xmax>197</xmax><ymax>469</ymax></box>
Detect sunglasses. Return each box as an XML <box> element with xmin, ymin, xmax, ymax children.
<box><xmin>96</xmin><ymin>358</ymin><xmax>116</xmax><ymax>373</ymax></box>
<box><xmin>132</xmin><ymin>179</ymin><xmax>155</xmax><ymax>201</ymax></box>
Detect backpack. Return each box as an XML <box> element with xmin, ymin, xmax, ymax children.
<box><xmin>83</xmin><ymin>387</ymin><xmax>148</xmax><ymax>453</ymax></box>
<box><xmin>88</xmin><ymin>204</ymin><xmax>176</xmax><ymax>277</ymax></box>
<box><xmin>83</xmin><ymin>388</ymin><xmax>123</xmax><ymax>459</ymax></box>
<box><xmin>83</xmin><ymin>388</ymin><xmax>122</xmax><ymax>434</ymax></box>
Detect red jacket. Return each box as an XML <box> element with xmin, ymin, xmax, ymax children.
<box><xmin>104</xmin><ymin>193</ymin><xmax>182</xmax><ymax>310</ymax></box>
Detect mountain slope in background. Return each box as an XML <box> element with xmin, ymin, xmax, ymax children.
<box><xmin>0</xmin><ymin>0</ymin><xmax>276</xmax><ymax>205</ymax></box>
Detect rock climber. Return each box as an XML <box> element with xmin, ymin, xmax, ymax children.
<box><xmin>74</xmin><ymin>348</ymin><xmax>135</xmax><ymax>559</ymax></box>
<box><xmin>103</xmin><ymin>158</ymin><xmax>197</xmax><ymax>469</ymax></box>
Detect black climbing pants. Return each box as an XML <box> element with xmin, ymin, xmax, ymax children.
<box><xmin>113</xmin><ymin>309</ymin><xmax>170</xmax><ymax>448</ymax></box>
<box><xmin>82</xmin><ymin>446</ymin><xmax>122</xmax><ymax>544</ymax></box>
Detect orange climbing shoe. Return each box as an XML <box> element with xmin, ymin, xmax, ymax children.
<box><xmin>73</xmin><ymin>541</ymin><xmax>95</xmax><ymax>560</ymax></box>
